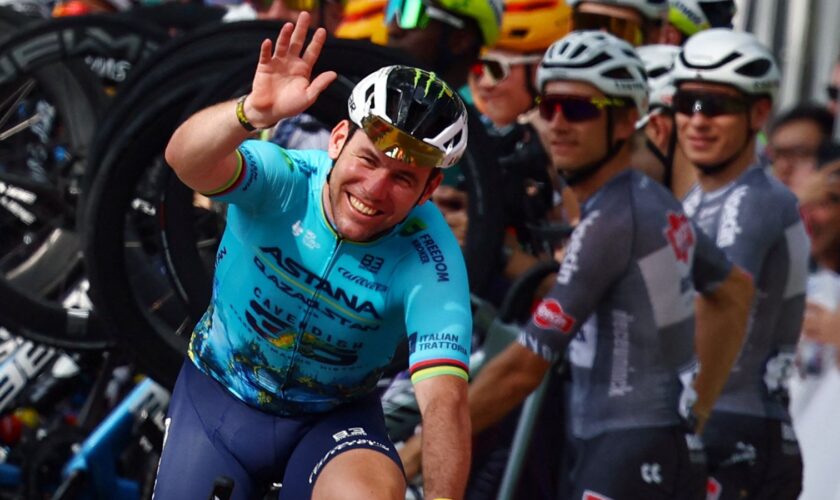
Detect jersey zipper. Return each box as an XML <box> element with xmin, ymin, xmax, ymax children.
<box><xmin>278</xmin><ymin>237</ymin><xmax>344</xmax><ymax>393</ymax></box>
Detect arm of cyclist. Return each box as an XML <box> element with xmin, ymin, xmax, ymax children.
<box><xmin>469</xmin><ymin>342</ymin><xmax>550</xmax><ymax>434</ymax></box>
<box><xmin>164</xmin><ymin>11</ymin><xmax>336</xmax><ymax>193</ymax></box>
<box><xmin>414</xmin><ymin>375</ymin><xmax>471</xmax><ymax>500</ymax></box>
<box><xmin>692</xmin><ymin>265</ymin><xmax>753</xmax><ymax>432</ymax></box>
<box><xmin>398</xmin><ymin>343</ymin><xmax>551</xmax><ymax>480</ymax></box>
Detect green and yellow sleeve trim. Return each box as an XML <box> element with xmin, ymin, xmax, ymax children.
<box><xmin>201</xmin><ymin>149</ymin><xmax>246</xmax><ymax>197</ymax></box>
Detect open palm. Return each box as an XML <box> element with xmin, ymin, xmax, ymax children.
<box><xmin>245</xmin><ymin>12</ymin><xmax>337</xmax><ymax>127</ymax></box>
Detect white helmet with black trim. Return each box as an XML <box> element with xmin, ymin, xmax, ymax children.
<box><xmin>566</xmin><ymin>0</ymin><xmax>668</xmax><ymax>21</ymax></box>
<box><xmin>536</xmin><ymin>30</ymin><xmax>649</xmax><ymax>115</ymax></box>
<box><xmin>671</xmin><ymin>28</ymin><xmax>780</xmax><ymax>102</ymax></box>
<box><xmin>637</xmin><ymin>44</ymin><xmax>680</xmax><ymax>109</ymax></box>
<box><xmin>348</xmin><ymin>65</ymin><xmax>468</xmax><ymax>169</ymax></box>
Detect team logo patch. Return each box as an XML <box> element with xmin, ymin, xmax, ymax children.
<box><xmin>533</xmin><ymin>299</ymin><xmax>575</xmax><ymax>333</ymax></box>
<box><xmin>583</xmin><ymin>491</ymin><xmax>613</xmax><ymax>500</ymax></box>
<box><xmin>664</xmin><ymin>211</ymin><xmax>694</xmax><ymax>263</ymax></box>
<box><xmin>707</xmin><ymin>477</ymin><xmax>722</xmax><ymax>500</ymax></box>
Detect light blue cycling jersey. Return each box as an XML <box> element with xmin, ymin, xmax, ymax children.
<box><xmin>187</xmin><ymin>140</ymin><xmax>472</xmax><ymax>416</ymax></box>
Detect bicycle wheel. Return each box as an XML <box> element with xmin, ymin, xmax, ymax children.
<box><xmin>0</xmin><ymin>11</ymin><xmax>174</xmax><ymax>351</ymax></box>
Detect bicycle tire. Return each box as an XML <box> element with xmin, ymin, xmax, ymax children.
<box><xmin>0</xmin><ymin>55</ymin><xmax>112</xmax><ymax>350</ymax></box>
<box><xmin>0</xmin><ymin>10</ymin><xmax>177</xmax><ymax>351</ymax></box>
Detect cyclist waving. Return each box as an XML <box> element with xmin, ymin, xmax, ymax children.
<box><xmin>158</xmin><ymin>13</ymin><xmax>473</xmax><ymax>500</ymax></box>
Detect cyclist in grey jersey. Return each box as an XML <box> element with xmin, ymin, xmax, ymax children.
<box><xmin>464</xmin><ymin>31</ymin><xmax>753</xmax><ymax>499</ymax></box>
<box><xmin>673</xmin><ymin>28</ymin><xmax>809</xmax><ymax>499</ymax></box>
<box><xmin>682</xmin><ymin>170</ymin><xmax>808</xmax><ymax>420</ymax></box>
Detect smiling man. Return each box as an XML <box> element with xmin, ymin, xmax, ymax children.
<box><xmin>159</xmin><ymin>13</ymin><xmax>473</xmax><ymax>500</ymax></box>
<box><xmin>463</xmin><ymin>30</ymin><xmax>752</xmax><ymax>500</ymax></box>
<box><xmin>673</xmin><ymin>28</ymin><xmax>809</xmax><ymax>500</ymax></box>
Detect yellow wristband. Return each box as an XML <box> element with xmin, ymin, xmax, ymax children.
<box><xmin>235</xmin><ymin>94</ymin><xmax>256</xmax><ymax>132</ymax></box>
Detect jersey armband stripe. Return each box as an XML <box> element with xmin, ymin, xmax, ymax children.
<box><xmin>411</xmin><ymin>365</ymin><xmax>469</xmax><ymax>384</ymax></box>
<box><xmin>410</xmin><ymin>359</ymin><xmax>469</xmax><ymax>374</ymax></box>
<box><xmin>201</xmin><ymin>149</ymin><xmax>246</xmax><ymax>197</ymax></box>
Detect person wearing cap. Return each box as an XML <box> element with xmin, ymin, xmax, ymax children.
<box><xmin>464</xmin><ymin>30</ymin><xmax>750</xmax><ymax>499</ymax></box>
<box><xmin>660</xmin><ymin>0</ymin><xmax>736</xmax><ymax>45</ymax></box>
<box><xmin>673</xmin><ymin>28</ymin><xmax>808</xmax><ymax>499</ymax></box>
<box><xmin>565</xmin><ymin>0</ymin><xmax>669</xmax><ymax>46</ymax></box>
<box><xmin>158</xmin><ymin>13</ymin><xmax>474</xmax><ymax>500</ymax></box>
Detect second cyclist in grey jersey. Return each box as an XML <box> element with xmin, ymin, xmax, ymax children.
<box><xmin>683</xmin><ymin>167</ymin><xmax>809</xmax><ymax>420</ymax></box>
<box><xmin>521</xmin><ymin>169</ymin><xmax>733</xmax><ymax>438</ymax></box>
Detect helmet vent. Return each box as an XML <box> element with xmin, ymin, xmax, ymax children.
<box><xmin>509</xmin><ymin>28</ymin><xmax>529</xmax><ymax>39</ymax></box>
<box><xmin>570</xmin><ymin>44</ymin><xmax>588</xmax><ymax>59</ymax></box>
<box><xmin>602</xmin><ymin>67</ymin><xmax>636</xmax><ymax>80</ymax></box>
<box><xmin>682</xmin><ymin>50</ymin><xmax>740</xmax><ymax>70</ymax></box>
<box><xmin>735</xmin><ymin>58</ymin><xmax>771</xmax><ymax>78</ymax></box>
<box><xmin>647</xmin><ymin>67</ymin><xmax>668</xmax><ymax>78</ymax></box>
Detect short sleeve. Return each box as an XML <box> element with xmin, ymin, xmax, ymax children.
<box><xmin>519</xmin><ymin>208</ymin><xmax>631</xmax><ymax>362</ymax></box>
<box><xmin>399</xmin><ymin>221</ymin><xmax>472</xmax><ymax>385</ymax></box>
<box><xmin>206</xmin><ymin>140</ymin><xmax>318</xmax><ymax>213</ymax></box>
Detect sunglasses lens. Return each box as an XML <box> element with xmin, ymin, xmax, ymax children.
<box><xmin>827</xmin><ymin>85</ymin><xmax>839</xmax><ymax>100</ymax></box>
<box><xmin>673</xmin><ymin>92</ymin><xmax>747</xmax><ymax>117</ymax></box>
<box><xmin>282</xmin><ymin>0</ymin><xmax>319</xmax><ymax>10</ymax></box>
<box><xmin>538</xmin><ymin>97</ymin><xmax>602</xmax><ymax>122</ymax></box>
<box><xmin>484</xmin><ymin>60</ymin><xmax>506</xmax><ymax>81</ymax></box>
<box><xmin>571</xmin><ymin>12</ymin><xmax>644</xmax><ymax>45</ymax></box>
<box><xmin>386</xmin><ymin>0</ymin><xmax>425</xmax><ymax>28</ymax></box>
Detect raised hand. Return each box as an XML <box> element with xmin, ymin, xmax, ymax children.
<box><xmin>243</xmin><ymin>12</ymin><xmax>337</xmax><ymax>128</ymax></box>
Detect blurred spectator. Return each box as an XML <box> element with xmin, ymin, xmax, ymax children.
<box><xmin>817</xmin><ymin>138</ymin><xmax>840</xmax><ymax>167</ymax></box>
<box><xmin>335</xmin><ymin>0</ymin><xmax>389</xmax><ymax>44</ymax></box>
<box><xmin>767</xmin><ymin>103</ymin><xmax>833</xmax><ymax>195</ymax></box>
<box><xmin>660</xmin><ymin>0</ymin><xmax>736</xmax><ymax>45</ymax></box>
<box><xmin>385</xmin><ymin>0</ymin><xmax>503</xmax><ymax>88</ymax></box>
<box><xmin>790</xmin><ymin>163</ymin><xmax>840</xmax><ymax>500</ymax></box>
<box><xmin>826</xmin><ymin>56</ymin><xmax>840</xmax><ymax>117</ymax></box>
<box><xmin>566</xmin><ymin>0</ymin><xmax>668</xmax><ymax>46</ymax></box>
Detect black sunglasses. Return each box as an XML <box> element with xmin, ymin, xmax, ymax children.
<box><xmin>827</xmin><ymin>85</ymin><xmax>839</xmax><ymax>101</ymax></box>
<box><xmin>537</xmin><ymin>95</ymin><xmax>628</xmax><ymax>123</ymax></box>
<box><xmin>672</xmin><ymin>91</ymin><xmax>750</xmax><ymax>117</ymax></box>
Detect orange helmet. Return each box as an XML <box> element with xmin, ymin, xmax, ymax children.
<box><xmin>52</xmin><ymin>0</ymin><xmax>120</xmax><ymax>17</ymax></box>
<box><xmin>494</xmin><ymin>0</ymin><xmax>572</xmax><ymax>53</ymax></box>
<box><xmin>335</xmin><ymin>0</ymin><xmax>388</xmax><ymax>45</ymax></box>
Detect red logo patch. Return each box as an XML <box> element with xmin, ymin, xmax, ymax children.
<box><xmin>583</xmin><ymin>491</ymin><xmax>613</xmax><ymax>500</ymax></box>
<box><xmin>533</xmin><ymin>299</ymin><xmax>575</xmax><ymax>333</ymax></box>
<box><xmin>665</xmin><ymin>211</ymin><xmax>695</xmax><ymax>263</ymax></box>
<box><xmin>706</xmin><ymin>477</ymin><xmax>722</xmax><ymax>500</ymax></box>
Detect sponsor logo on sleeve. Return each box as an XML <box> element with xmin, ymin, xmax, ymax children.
<box><xmin>583</xmin><ymin>491</ymin><xmax>613</xmax><ymax>500</ymax></box>
<box><xmin>664</xmin><ymin>211</ymin><xmax>695</xmax><ymax>263</ymax></box>
<box><xmin>558</xmin><ymin>210</ymin><xmax>600</xmax><ymax>285</ymax></box>
<box><xmin>533</xmin><ymin>299</ymin><xmax>575</xmax><ymax>333</ymax></box>
<box><xmin>707</xmin><ymin>478</ymin><xmax>722</xmax><ymax>500</ymax></box>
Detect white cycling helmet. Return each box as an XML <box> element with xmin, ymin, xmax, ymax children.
<box><xmin>536</xmin><ymin>30</ymin><xmax>649</xmax><ymax>115</ymax></box>
<box><xmin>668</xmin><ymin>0</ymin><xmax>736</xmax><ymax>36</ymax></box>
<box><xmin>637</xmin><ymin>44</ymin><xmax>680</xmax><ymax>109</ymax></box>
<box><xmin>348</xmin><ymin>65</ymin><xmax>468</xmax><ymax>169</ymax></box>
<box><xmin>566</xmin><ymin>0</ymin><xmax>668</xmax><ymax>21</ymax></box>
<box><xmin>672</xmin><ymin>28</ymin><xmax>779</xmax><ymax>101</ymax></box>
